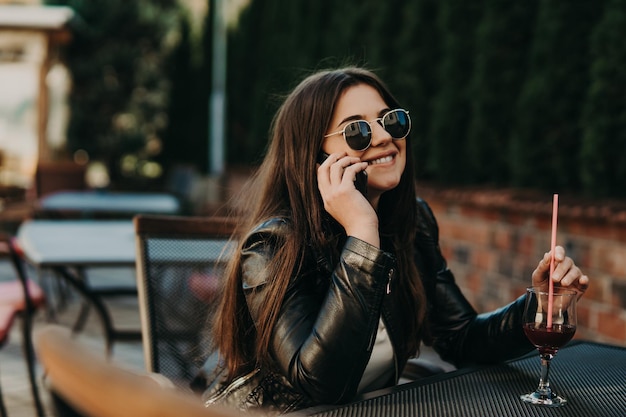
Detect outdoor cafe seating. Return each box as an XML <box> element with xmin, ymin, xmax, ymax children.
<box><xmin>6</xmin><ymin>213</ymin><xmax>239</xmax><ymax>416</ymax></box>
<box><xmin>32</xmin><ymin>211</ymin><xmax>241</xmax><ymax>417</ymax></box>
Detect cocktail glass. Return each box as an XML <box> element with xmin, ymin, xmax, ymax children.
<box><xmin>520</xmin><ymin>286</ymin><xmax>577</xmax><ymax>407</ymax></box>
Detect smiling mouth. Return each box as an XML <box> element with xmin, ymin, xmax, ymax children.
<box><xmin>369</xmin><ymin>155</ymin><xmax>394</xmax><ymax>165</ymax></box>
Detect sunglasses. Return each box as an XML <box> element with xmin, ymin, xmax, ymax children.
<box><xmin>324</xmin><ymin>108</ymin><xmax>411</xmax><ymax>151</ymax></box>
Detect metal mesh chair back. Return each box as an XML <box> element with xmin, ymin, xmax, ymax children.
<box><xmin>134</xmin><ymin>215</ymin><xmax>237</xmax><ymax>390</ymax></box>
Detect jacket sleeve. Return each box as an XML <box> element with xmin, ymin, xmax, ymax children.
<box><xmin>416</xmin><ymin>199</ymin><xmax>535</xmax><ymax>367</ymax></box>
<box><xmin>240</xmin><ymin>219</ymin><xmax>396</xmax><ymax>404</ymax></box>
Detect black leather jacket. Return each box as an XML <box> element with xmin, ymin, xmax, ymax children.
<box><xmin>201</xmin><ymin>199</ymin><xmax>534</xmax><ymax>414</ymax></box>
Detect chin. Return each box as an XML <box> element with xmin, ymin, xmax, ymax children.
<box><xmin>369</xmin><ymin>179</ymin><xmax>401</xmax><ymax>194</ymax></box>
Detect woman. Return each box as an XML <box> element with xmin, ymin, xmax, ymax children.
<box><xmin>199</xmin><ymin>67</ymin><xmax>589</xmax><ymax>414</ymax></box>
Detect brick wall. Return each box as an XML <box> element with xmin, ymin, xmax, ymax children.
<box><xmin>419</xmin><ymin>185</ymin><xmax>626</xmax><ymax>347</ymax></box>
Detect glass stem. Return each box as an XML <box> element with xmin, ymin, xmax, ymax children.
<box><xmin>536</xmin><ymin>353</ymin><xmax>554</xmax><ymax>398</ymax></box>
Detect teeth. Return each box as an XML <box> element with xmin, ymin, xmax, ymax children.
<box><xmin>370</xmin><ymin>155</ymin><xmax>393</xmax><ymax>165</ymax></box>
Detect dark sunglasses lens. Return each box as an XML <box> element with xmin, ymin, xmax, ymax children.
<box><xmin>384</xmin><ymin>110</ymin><xmax>410</xmax><ymax>138</ymax></box>
<box><xmin>344</xmin><ymin>121</ymin><xmax>372</xmax><ymax>150</ymax></box>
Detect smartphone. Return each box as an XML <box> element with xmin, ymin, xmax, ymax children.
<box><xmin>317</xmin><ymin>152</ymin><xmax>368</xmax><ymax>197</ymax></box>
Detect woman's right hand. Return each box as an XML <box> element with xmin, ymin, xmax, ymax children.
<box><xmin>317</xmin><ymin>152</ymin><xmax>380</xmax><ymax>247</ymax></box>
<box><xmin>531</xmin><ymin>246</ymin><xmax>590</xmax><ymax>299</ymax></box>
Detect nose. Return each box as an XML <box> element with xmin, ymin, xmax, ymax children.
<box><xmin>369</xmin><ymin>121</ymin><xmax>391</xmax><ymax>147</ymax></box>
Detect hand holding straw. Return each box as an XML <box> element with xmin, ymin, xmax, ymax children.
<box><xmin>547</xmin><ymin>194</ymin><xmax>559</xmax><ymax>328</ymax></box>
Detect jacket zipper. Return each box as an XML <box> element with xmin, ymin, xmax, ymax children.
<box><xmin>204</xmin><ymin>368</ymin><xmax>260</xmax><ymax>406</ymax></box>
<box><xmin>368</xmin><ymin>267</ymin><xmax>396</xmax><ymax>351</ymax></box>
<box><xmin>382</xmin><ymin>267</ymin><xmax>398</xmax><ymax>379</ymax></box>
<box><xmin>386</xmin><ymin>268</ymin><xmax>394</xmax><ymax>294</ymax></box>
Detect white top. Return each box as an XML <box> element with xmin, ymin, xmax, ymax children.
<box><xmin>357</xmin><ymin>319</ymin><xmax>395</xmax><ymax>394</ymax></box>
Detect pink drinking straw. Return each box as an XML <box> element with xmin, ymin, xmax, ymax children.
<box><xmin>547</xmin><ymin>194</ymin><xmax>559</xmax><ymax>328</ymax></box>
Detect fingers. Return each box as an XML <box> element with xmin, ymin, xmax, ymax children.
<box><xmin>316</xmin><ymin>153</ymin><xmax>378</xmax><ymax>242</ymax></box>
<box><xmin>552</xmin><ymin>257</ymin><xmax>578</xmax><ymax>286</ymax></box>
<box><xmin>553</xmin><ymin>245</ymin><xmax>565</xmax><ymax>262</ymax></box>
<box><xmin>536</xmin><ymin>251</ymin><xmax>551</xmax><ymax>274</ymax></box>
<box><xmin>317</xmin><ymin>153</ymin><xmax>367</xmax><ymax>189</ymax></box>
<box><xmin>576</xmin><ymin>274</ymin><xmax>590</xmax><ymax>294</ymax></box>
<box><xmin>317</xmin><ymin>152</ymin><xmax>344</xmax><ymax>189</ymax></box>
<box><xmin>532</xmin><ymin>246</ymin><xmax>590</xmax><ymax>296</ymax></box>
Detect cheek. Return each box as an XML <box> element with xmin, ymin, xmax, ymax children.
<box><xmin>321</xmin><ymin>137</ymin><xmax>356</xmax><ymax>156</ymax></box>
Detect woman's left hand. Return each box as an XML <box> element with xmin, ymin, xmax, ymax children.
<box><xmin>531</xmin><ymin>245</ymin><xmax>590</xmax><ymax>298</ymax></box>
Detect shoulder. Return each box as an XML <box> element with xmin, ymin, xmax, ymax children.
<box><xmin>243</xmin><ymin>217</ymin><xmax>292</xmax><ymax>248</ymax></box>
<box><xmin>415</xmin><ymin>197</ymin><xmax>439</xmax><ymax>240</ymax></box>
<box><xmin>240</xmin><ymin>217</ymin><xmax>292</xmax><ymax>289</ymax></box>
<box><xmin>416</xmin><ymin>197</ymin><xmax>436</xmax><ymax>222</ymax></box>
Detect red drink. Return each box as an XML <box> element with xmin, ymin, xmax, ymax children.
<box><xmin>521</xmin><ymin>288</ymin><xmax>577</xmax><ymax>406</ymax></box>
<box><xmin>523</xmin><ymin>323</ymin><xmax>576</xmax><ymax>355</ymax></box>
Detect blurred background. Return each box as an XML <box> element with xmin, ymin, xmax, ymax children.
<box><xmin>0</xmin><ymin>3</ymin><xmax>624</xmax><ymax>416</ymax></box>
<box><xmin>0</xmin><ymin>1</ymin><xmax>625</xmax><ymax>402</ymax></box>
<box><xmin>1</xmin><ymin>0</ymin><xmax>625</xmax><ymax>216</ymax></box>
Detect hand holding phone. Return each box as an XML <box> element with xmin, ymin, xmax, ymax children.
<box><xmin>317</xmin><ymin>152</ymin><xmax>368</xmax><ymax>197</ymax></box>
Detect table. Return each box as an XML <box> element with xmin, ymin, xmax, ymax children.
<box><xmin>37</xmin><ymin>190</ymin><xmax>181</xmax><ymax>217</ymax></box>
<box><xmin>15</xmin><ymin>218</ymin><xmax>233</xmax><ymax>354</ymax></box>
<box><xmin>16</xmin><ymin>219</ymin><xmax>138</xmax><ymax>352</ymax></box>
<box><xmin>299</xmin><ymin>341</ymin><xmax>626</xmax><ymax>417</ymax></box>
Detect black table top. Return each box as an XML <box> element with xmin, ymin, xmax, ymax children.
<box><xmin>300</xmin><ymin>341</ymin><xmax>626</xmax><ymax>417</ymax></box>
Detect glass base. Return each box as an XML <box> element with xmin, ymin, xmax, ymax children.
<box><xmin>520</xmin><ymin>391</ymin><xmax>567</xmax><ymax>407</ymax></box>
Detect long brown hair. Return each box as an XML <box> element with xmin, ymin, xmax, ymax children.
<box><xmin>211</xmin><ymin>67</ymin><xmax>427</xmax><ymax>378</ymax></box>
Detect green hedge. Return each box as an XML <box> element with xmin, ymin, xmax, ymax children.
<box><xmin>580</xmin><ymin>0</ymin><xmax>626</xmax><ymax>198</ymax></box>
<box><xmin>224</xmin><ymin>0</ymin><xmax>625</xmax><ymax>198</ymax></box>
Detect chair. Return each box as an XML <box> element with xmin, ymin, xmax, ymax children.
<box><xmin>0</xmin><ymin>235</ymin><xmax>46</xmax><ymax>417</ymax></box>
<box><xmin>134</xmin><ymin>214</ymin><xmax>238</xmax><ymax>390</ymax></box>
<box><xmin>34</xmin><ymin>325</ymin><xmax>246</xmax><ymax>417</ymax></box>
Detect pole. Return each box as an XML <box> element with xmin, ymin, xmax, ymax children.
<box><xmin>209</xmin><ymin>0</ymin><xmax>226</xmax><ymax>176</ymax></box>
